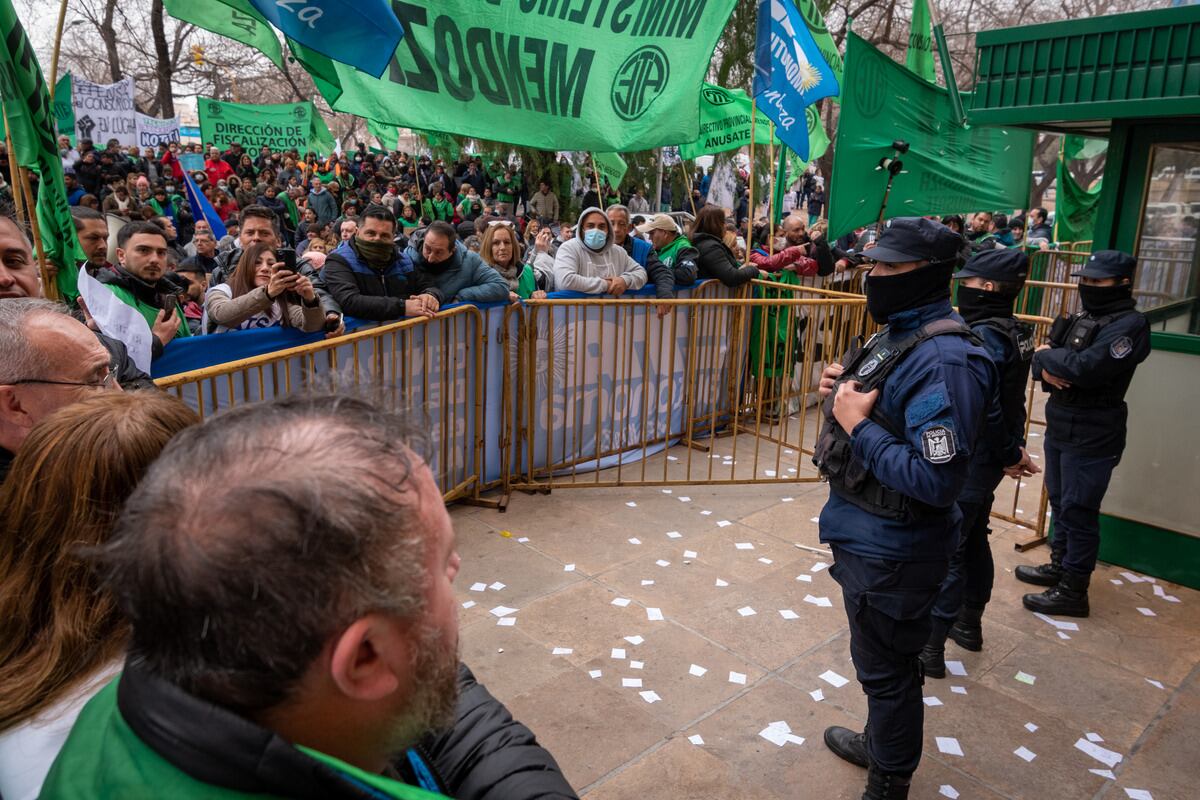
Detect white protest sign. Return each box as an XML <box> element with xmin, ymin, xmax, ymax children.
<box><xmin>72</xmin><ymin>77</ymin><xmax>138</xmax><ymax>147</ymax></box>
<box><xmin>136</xmin><ymin>114</ymin><xmax>180</xmax><ymax>148</ymax></box>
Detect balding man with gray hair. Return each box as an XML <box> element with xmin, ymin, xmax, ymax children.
<box><xmin>0</xmin><ymin>299</ymin><xmax>121</xmax><ymax>479</ymax></box>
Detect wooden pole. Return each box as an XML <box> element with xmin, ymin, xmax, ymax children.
<box><xmin>589</xmin><ymin>151</ymin><xmax>602</xmax><ymax>207</ymax></box>
<box><xmin>17</xmin><ymin>166</ymin><xmax>57</xmax><ymax>300</ymax></box>
<box><xmin>3</xmin><ymin>111</ymin><xmax>26</xmax><ymax>221</ymax></box>
<box><xmin>768</xmin><ymin>123</ymin><xmax>776</xmax><ymax>256</ymax></box>
<box><xmin>681</xmin><ymin>161</ymin><xmax>697</xmax><ymax>217</ymax></box>
<box><xmin>747</xmin><ymin>98</ymin><xmax>757</xmax><ymax>259</ymax></box>
<box><xmin>48</xmin><ymin>0</ymin><xmax>70</xmax><ymax>103</ymax></box>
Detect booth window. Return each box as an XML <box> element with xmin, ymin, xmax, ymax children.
<box><xmin>1136</xmin><ymin>145</ymin><xmax>1200</xmax><ymax>335</ymax></box>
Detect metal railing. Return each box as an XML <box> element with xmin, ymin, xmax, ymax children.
<box><xmin>155</xmin><ymin>306</ymin><xmax>491</xmax><ymax>505</ymax></box>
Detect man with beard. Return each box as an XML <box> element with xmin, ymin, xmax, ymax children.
<box><xmin>97</xmin><ymin>221</ymin><xmax>191</xmax><ymax>357</ymax></box>
<box><xmin>814</xmin><ymin>218</ymin><xmax>995</xmax><ymax>800</ymax></box>
<box><xmin>406</xmin><ymin>220</ymin><xmax>509</xmax><ymax>304</ymax></box>
<box><xmin>40</xmin><ymin>395</ymin><xmax>575</xmax><ymax>800</ymax></box>
<box><xmin>1017</xmin><ymin>251</ymin><xmax>1150</xmax><ymax>616</ymax></box>
<box><xmin>71</xmin><ymin>207</ymin><xmax>116</xmax><ymax>276</ymax></box>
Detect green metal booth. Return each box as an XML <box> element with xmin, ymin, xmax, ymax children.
<box><xmin>971</xmin><ymin>4</ymin><xmax>1200</xmax><ymax>588</ymax></box>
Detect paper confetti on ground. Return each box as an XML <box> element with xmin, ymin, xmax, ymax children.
<box><xmin>551</xmin><ymin>647</ymin><xmax>573</xmax><ymax>655</ymax></box>
<box><xmin>946</xmin><ymin>660</ymin><xmax>968</xmax><ymax>677</ymax></box>
<box><xmin>639</xmin><ymin>690</ymin><xmax>661</xmax><ymax>703</ymax></box>
<box><xmin>689</xmin><ymin>734</ymin><xmax>704</xmax><ymax>745</ymax></box>
<box><xmin>1014</xmin><ymin>671</ymin><xmax>1036</xmax><ymax>685</ymax></box>
<box><xmin>819</xmin><ymin>670</ymin><xmax>849</xmax><ymax>688</ymax></box>
<box><xmin>1074</xmin><ymin>738</ymin><xmax>1123</xmax><ymax>768</ymax></box>
<box><xmin>490</xmin><ymin>606</ymin><xmax>518</xmax><ymax>618</ymax></box>
<box><xmin>809</xmin><ymin>689</ymin><xmax>824</xmax><ymax>701</ymax></box>
<box><xmin>1014</xmin><ymin>746</ymin><xmax>1037</xmax><ymax>762</ymax></box>
<box><xmin>779</xmin><ymin>609</ymin><xmax>799</xmax><ymax>620</ymax></box>
<box><xmin>936</xmin><ymin>736</ymin><xmax>963</xmax><ymax>757</ymax></box>
<box><xmin>689</xmin><ymin>664</ymin><xmax>708</xmax><ymax>677</ymax></box>
<box><xmin>729</xmin><ymin>671</ymin><xmax>747</xmax><ymax>685</ymax></box>
<box><xmin>737</xmin><ymin>606</ymin><xmax>757</xmax><ymax>617</ymax></box>
<box><xmin>611</xmin><ymin>597</ymin><xmax>631</xmax><ymax>607</ymax></box>
<box><xmin>622</xmin><ymin>677</ymin><xmax>642</xmax><ymax>688</ymax></box>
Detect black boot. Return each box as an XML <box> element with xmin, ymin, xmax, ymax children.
<box><xmin>948</xmin><ymin>604</ymin><xmax>984</xmax><ymax>652</ymax></box>
<box><xmin>1022</xmin><ymin>571</ymin><xmax>1090</xmax><ymax>617</ymax></box>
<box><xmin>824</xmin><ymin>725</ymin><xmax>869</xmax><ymax>768</ymax></box>
<box><xmin>1015</xmin><ymin>538</ymin><xmax>1065</xmax><ymax>586</ymax></box>
<box><xmin>919</xmin><ymin>616</ymin><xmax>952</xmax><ymax>679</ymax></box>
<box><xmin>862</xmin><ymin>765</ymin><xmax>911</xmax><ymax>800</ymax></box>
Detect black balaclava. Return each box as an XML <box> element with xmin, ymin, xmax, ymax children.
<box><xmin>1078</xmin><ymin>282</ymin><xmax>1135</xmax><ymax>316</ymax></box>
<box><xmin>864</xmin><ymin>261</ymin><xmax>954</xmax><ymax>324</ymax></box>
<box><xmin>956</xmin><ymin>286</ymin><xmax>1016</xmax><ymax>324</ymax></box>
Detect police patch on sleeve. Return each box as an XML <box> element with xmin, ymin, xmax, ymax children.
<box><xmin>1110</xmin><ymin>336</ymin><xmax>1133</xmax><ymax>359</ymax></box>
<box><xmin>921</xmin><ymin>426</ymin><xmax>957</xmax><ymax>464</ymax></box>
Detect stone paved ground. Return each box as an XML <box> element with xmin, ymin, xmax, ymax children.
<box><xmin>451</xmin><ymin>440</ymin><xmax>1197</xmax><ymax>799</ymax></box>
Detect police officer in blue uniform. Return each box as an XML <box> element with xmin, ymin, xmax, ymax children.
<box><xmin>1018</xmin><ymin>250</ymin><xmax>1150</xmax><ymax>616</ymax></box>
<box><xmin>920</xmin><ymin>248</ymin><xmax>1040</xmax><ymax>677</ymax></box>
<box><xmin>815</xmin><ymin>218</ymin><xmax>996</xmax><ymax>800</ymax></box>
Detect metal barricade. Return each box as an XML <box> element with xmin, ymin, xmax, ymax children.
<box><xmin>155</xmin><ymin>307</ymin><xmax>489</xmax><ymax>504</ymax></box>
<box><xmin>503</xmin><ymin>288</ymin><xmax>870</xmax><ymax>493</ymax></box>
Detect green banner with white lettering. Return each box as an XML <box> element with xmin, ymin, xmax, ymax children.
<box><xmin>291</xmin><ymin>0</ymin><xmax>737</xmax><ymax>151</ymax></box>
<box><xmin>828</xmin><ymin>33</ymin><xmax>1035</xmax><ymax>238</ymax></box>
<box><xmin>678</xmin><ymin>83</ymin><xmax>777</xmax><ymax>160</ymax></box>
<box><xmin>198</xmin><ymin>97</ymin><xmax>334</xmax><ymax>154</ymax></box>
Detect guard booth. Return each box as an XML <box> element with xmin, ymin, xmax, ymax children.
<box><xmin>970</xmin><ymin>5</ymin><xmax>1200</xmax><ymax>588</ymax></box>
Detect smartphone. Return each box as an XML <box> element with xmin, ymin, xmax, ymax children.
<box><xmin>275</xmin><ymin>248</ymin><xmax>297</xmax><ymax>273</ymax></box>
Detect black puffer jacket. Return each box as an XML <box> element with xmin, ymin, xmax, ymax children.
<box><xmin>418</xmin><ymin>663</ymin><xmax>577</xmax><ymax>800</ymax></box>
<box><xmin>692</xmin><ymin>232</ymin><xmax>759</xmax><ymax>287</ymax></box>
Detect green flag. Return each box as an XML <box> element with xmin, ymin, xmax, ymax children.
<box><xmin>291</xmin><ymin>0</ymin><xmax>737</xmax><ymax>151</ymax></box>
<box><xmin>162</xmin><ymin>0</ymin><xmax>284</xmax><ymax>69</ymax></box>
<box><xmin>1064</xmin><ymin>135</ymin><xmax>1107</xmax><ymax>162</ymax></box>
<box><xmin>906</xmin><ymin>0</ymin><xmax>936</xmax><ymax>82</ymax></box>
<box><xmin>367</xmin><ymin>118</ymin><xmax>399</xmax><ymax>150</ymax></box>
<box><xmin>0</xmin><ymin>0</ymin><xmax>86</xmax><ymax>299</ymax></box>
<box><xmin>53</xmin><ymin>73</ymin><xmax>74</xmax><ymax>145</ymax></box>
<box><xmin>793</xmin><ymin>0</ymin><xmax>844</xmax><ymax>98</ymax></box>
<box><xmin>828</xmin><ymin>33</ymin><xmax>1035</xmax><ymax>238</ymax></box>
<box><xmin>1054</xmin><ymin>159</ymin><xmax>1102</xmax><ymax>243</ymax></box>
<box><xmin>678</xmin><ymin>83</ymin><xmax>778</xmax><ymax>161</ymax></box>
<box><xmin>198</xmin><ymin>97</ymin><xmax>334</xmax><ymax>154</ymax></box>
<box><xmin>592</xmin><ymin>151</ymin><xmax>627</xmax><ymax>189</ymax></box>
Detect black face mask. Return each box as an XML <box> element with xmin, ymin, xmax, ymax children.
<box><xmin>864</xmin><ymin>261</ymin><xmax>953</xmax><ymax>324</ymax></box>
<box><xmin>1078</xmin><ymin>283</ymin><xmax>1135</xmax><ymax>316</ymax></box>
<box><xmin>956</xmin><ymin>286</ymin><xmax>1015</xmax><ymax>324</ymax></box>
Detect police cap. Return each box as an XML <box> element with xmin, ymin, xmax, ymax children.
<box><xmin>867</xmin><ymin>217</ymin><xmax>962</xmax><ymax>265</ymax></box>
<box><xmin>1072</xmin><ymin>250</ymin><xmax>1137</xmax><ymax>280</ymax></box>
<box><xmin>955</xmin><ymin>248</ymin><xmax>1028</xmax><ymax>283</ymax></box>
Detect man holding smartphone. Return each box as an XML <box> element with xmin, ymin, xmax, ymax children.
<box><xmin>97</xmin><ymin>221</ymin><xmax>191</xmax><ymax>358</ymax></box>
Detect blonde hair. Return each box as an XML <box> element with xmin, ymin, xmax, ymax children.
<box><xmin>479</xmin><ymin>224</ymin><xmax>520</xmax><ymax>270</ymax></box>
<box><xmin>0</xmin><ymin>392</ymin><xmax>199</xmax><ymax>730</ymax></box>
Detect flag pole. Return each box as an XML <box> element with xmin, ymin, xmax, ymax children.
<box><xmin>589</xmin><ymin>151</ymin><xmax>602</xmax><ymax>207</ymax></box>
<box><xmin>747</xmin><ymin>98</ymin><xmax>757</xmax><ymax>259</ymax></box>
<box><xmin>48</xmin><ymin>0</ymin><xmax>69</xmax><ymax>101</ymax></box>
<box><xmin>5</xmin><ymin>105</ymin><xmax>57</xmax><ymax>299</ymax></box>
<box><xmin>767</xmin><ymin>123</ymin><xmax>775</xmax><ymax>256</ymax></box>
<box><xmin>681</xmin><ymin>161</ymin><xmax>697</xmax><ymax>217</ymax></box>
<box><xmin>928</xmin><ymin>2</ymin><xmax>966</xmax><ymax>126</ymax></box>
<box><xmin>654</xmin><ymin>147</ymin><xmax>664</xmax><ymax>215</ymax></box>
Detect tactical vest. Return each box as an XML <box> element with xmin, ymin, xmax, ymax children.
<box><xmin>974</xmin><ymin>316</ymin><xmax>1035</xmax><ymax>435</ymax></box>
<box><xmin>813</xmin><ymin>318</ymin><xmax>981</xmax><ymax>521</ymax></box>
<box><xmin>1048</xmin><ymin>310</ymin><xmax>1138</xmax><ymax>408</ymax></box>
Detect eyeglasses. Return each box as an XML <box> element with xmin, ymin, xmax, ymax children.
<box><xmin>488</xmin><ymin>220</ymin><xmax>515</xmax><ymax>228</ymax></box>
<box><xmin>11</xmin><ymin>366</ymin><xmax>117</xmax><ymax>390</ymax></box>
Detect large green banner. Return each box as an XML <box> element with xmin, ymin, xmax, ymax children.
<box><xmin>0</xmin><ymin>0</ymin><xmax>85</xmax><ymax>299</ymax></box>
<box><xmin>679</xmin><ymin>83</ymin><xmax>778</xmax><ymax>160</ymax></box>
<box><xmin>294</xmin><ymin>0</ymin><xmax>737</xmax><ymax>151</ymax></box>
<box><xmin>198</xmin><ymin>97</ymin><xmax>335</xmax><ymax>154</ymax></box>
<box><xmin>828</xmin><ymin>33</ymin><xmax>1035</xmax><ymax>238</ymax></box>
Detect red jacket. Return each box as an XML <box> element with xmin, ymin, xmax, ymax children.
<box><xmin>205</xmin><ymin>158</ymin><xmax>234</xmax><ymax>186</ymax></box>
<box><xmin>161</xmin><ymin>151</ymin><xmax>184</xmax><ymax>181</ymax></box>
<box><xmin>749</xmin><ymin>245</ymin><xmax>818</xmax><ymax>275</ymax></box>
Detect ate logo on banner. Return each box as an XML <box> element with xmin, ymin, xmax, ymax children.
<box><xmin>702</xmin><ymin>85</ymin><xmax>734</xmax><ymax>106</ymax></box>
<box><xmin>853</xmin><ymin>56</ymin><xmax>888</xmax><ymax>119</ymax></box>
<box><xmin>611</xmin><ymin>46</ymin><xmax>670</xmax><ymax>121</ymax></box>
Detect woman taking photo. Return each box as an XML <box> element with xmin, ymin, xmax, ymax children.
<box><xmin>0</xmin><ymin>392</ymin><xmax>199</xmax><ymax>800</ymax></box>
<box><xmin>690</xmin><ymin>205</ymin><xmax>760</xmax><ymax>287</ymax></box>
<box><xmin>204</xmin><ymin>242</ymin><xmax>326</xmax><ymax>333</ymax></box>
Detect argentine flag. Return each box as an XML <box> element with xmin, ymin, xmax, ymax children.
<box><xmin>753</xmin><ymin>0</ymin><xmax>840</xmax><ymax>161</ymax></box>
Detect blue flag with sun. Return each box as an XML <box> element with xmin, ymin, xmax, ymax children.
<box><xmin>753</xmin><ymin>0</ymin><xmax>840</xmax><ymax>161</ymax></box>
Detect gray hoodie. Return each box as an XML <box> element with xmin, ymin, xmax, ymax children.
<box><xmin>549</xmin><ymin>206</ymin><xmax>648</xmax><ymax>295</ymax></box>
